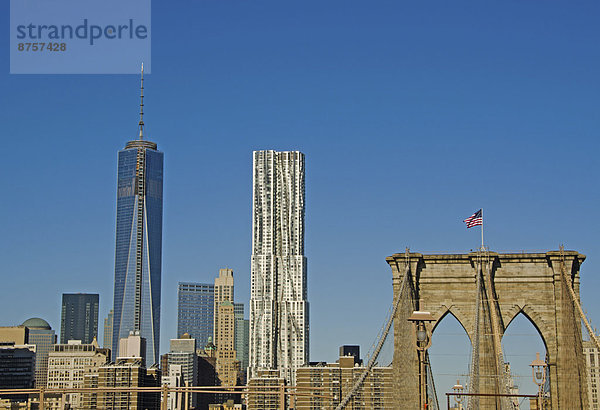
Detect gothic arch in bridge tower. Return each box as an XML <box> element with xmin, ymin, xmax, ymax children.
<box><xmin>387</xmin><ymin>250</ymin><xmax>588</xmax><ymax>409</ymax></box>
<box><xmin>431</xmin><ymin>305</ymin><xmax>474</xmax><ymax>343</ymax></box>
<box><xmin>503</xmin><ymin>304</ymin><xmax>550</xmax><ymax>352</ymax></box>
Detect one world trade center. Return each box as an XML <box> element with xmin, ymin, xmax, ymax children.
<box><xmin>112</xmin><ymin>65</ymin><xmax>163</xmax><ymax>365</ymax></box>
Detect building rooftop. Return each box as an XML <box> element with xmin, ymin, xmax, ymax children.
<box><xmin>22</xmin><ymin>318</ymin><xmax>51</xmax><ymax>330</ymax></box>
<box><xmin>125</xmin><ymin>140</ymin><xmax>157</xmax><ymax>150</ymax></box>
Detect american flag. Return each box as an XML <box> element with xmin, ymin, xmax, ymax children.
<box><xmin>463</xmin><ymin>209</ymin><xmax>482</xmax><ymax>228</ymax></box>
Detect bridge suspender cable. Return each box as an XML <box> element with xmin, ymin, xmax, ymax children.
<box><xmin>559</xmin><ymin>245</ymin><xmax>600</xmax><ymax>351</ymax></box>
<box><xmin>482</xmin><ymin>251</ymin><xmax>516</xmax><ymax>409</ymax></box>
<box><xmin>467</xmin><ymin>254</ymin><xmax>482</xmax><ymax>410</ymax></box>
<box><xmin>334</xmin><ymin>249</ymin><xmax>411</xmax><ymax>410</ymax></box>
<box><xmin>468</xmin><ymin>250</ymin><xmax>517</xmax><ymax>410</ymax></box>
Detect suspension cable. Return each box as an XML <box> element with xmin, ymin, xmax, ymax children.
<box><xmin>482</xmin><ymin>251</ymin><xmax>515</xmax><ymax>409</ymax></box>
<box><xmin>467</xmin><ymin>253</ymin><xmax>482</xmax><ymax>410</ymax></box>
<box><xmin>559</xmin><ymin>245</ymin><xmax>600</xmax><ymax>350</ymax></box>
<box><xmin>334</xmin><ymin>249</ymin><xmax>411</xmax><ymax>410</ymax></box>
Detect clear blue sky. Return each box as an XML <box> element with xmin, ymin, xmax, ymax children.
<box><xmin>1</xmin><ymin>1</ymin><xmax>599</xmax><ymax>406</ymax></box>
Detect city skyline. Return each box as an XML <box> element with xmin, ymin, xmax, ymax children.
<box><xmin>2</xmin><ymin>1</ymin><xmax>600</xmax><ymax>401</ymax></box>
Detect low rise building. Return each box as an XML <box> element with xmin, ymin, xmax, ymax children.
<box><xmin>295</xmin><ymin>348</ymin><xmax>393</xmax><ymax>410</ymax></box>
<box><xmin>584</xmin><ymin>339</ymin><xmax>600</xmax><ymax>409</ymax></box>
<box><xmin>85</xmin><ymin>358</ymin><xmax>160</xmax><ymax>410</ymax></box>
<box><xmin>198</xmin><ymin>339</ymin><xmax>219</xmax><ymax>409</ymax></box>
<box><xmin>209</xmin><ymin>399</ymin><xmax>244</xmax><ymax>409</ymax></box>
<box><xmin>162</xmin><ymin>364</ymin><xmax>183</xmax><ymax>410</ymax></box>
<box><xmin>119</xmin><ymin>330</ymin><xmax>146</xmax><ymax>364</ymax></box>
<box><xmin>0</xmin><ymin>326</ymin><xmax>28</xmax><ymax>346</ymax></box>
<box><xmin>165</xmin><ymin>334</ymin><xmax>198</xmax><ymax>408</ymax></box>
<box><xmin>0</xmin><ymin>345</ymin><xmax>36</xmax><ymax>389</ymax></box>
<box><xmin>247</xmin><ymin>369</ymin><xmax>286</xmax><ymax>410</ymax></box>
<box><xmin>0</xmin><ymin>393</ymin><xmax>63</xmax><ymax>409</ymax></box>
<box><xmin>82</xmin><ymin>332</ymin><xmax>160</xmax><ymax>409</ymax></box>
<box><xmin>0</xmin><ymin>344</ymin><xmax>36</xmax><ymax>406</ymax></box>
<box><xmin>46</xmin><ymin>338</ymin><xmax>110</xmax><ymax>408</ymax></box>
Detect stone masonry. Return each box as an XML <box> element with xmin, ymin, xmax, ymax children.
<box><xmin>387</xmin><ymin>250</ymin><xmax>588</xmax><ymax>409</ymax></box>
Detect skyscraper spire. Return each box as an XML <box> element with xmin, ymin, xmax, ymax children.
<box><xmin>114</xmin><ymin>65</ymin><xmax>163</xmax><ymax>365</ymax></box>
<box><xmin>138</xmin><ymin>63</ymin><xmax>144</xmax><ymax>140</ymax></box>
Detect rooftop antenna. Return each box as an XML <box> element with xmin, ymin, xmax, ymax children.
<box><xmin>138</xmin><ymin>63</ymin><xmax>144</xmax><ymax>140</ymax></box>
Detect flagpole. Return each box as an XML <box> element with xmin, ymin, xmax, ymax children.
<box><xmin>481</xmin><ymin>208</ymin><xmax>484</xmax><ymax>251</ymax></box>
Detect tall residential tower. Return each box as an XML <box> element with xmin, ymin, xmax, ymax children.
<box><xmin>249</xmin><ymin>150</ymin><xmax>308</xmax><ymax>384</ymax></box>
<box><xmin>112</xmin><ymin>65</ymin><xmax>163</xmax><ymax>366</ymax></box>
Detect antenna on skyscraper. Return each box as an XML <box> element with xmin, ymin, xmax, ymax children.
<box><xmin>138</xmin><ymin>63</ymin><xmax>144</xmax><ymax>140</ymax></box>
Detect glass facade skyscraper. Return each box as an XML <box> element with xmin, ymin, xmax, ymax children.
<box><xmin>112</xmin><ymin>67</ymin><xmax>163</xmax><ymax>366</ymax></box>
<box><xmin>177</xmin><ymin>282</ymin><xmax>214</xmax><ymax>346</ymax></box>
<box><xmin>60</xmin><ymin>293</ymin><xmax>99</xmax><ymax>344</ymax></box>
<box><xmin>112</xmin><ymin>139</ymin><xmax>163</xmax><ymax>366</ymax></box>
<box><xmin>234</xmin><ymin>303</ymin><xmax>249</xmax><ymax>376</ymax></box>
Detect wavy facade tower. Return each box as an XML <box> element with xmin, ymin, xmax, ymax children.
<box><xmin>249</xmin><ymin>150</ymin><xmax>308</xmax><ymax>384</ymax></box>
<box><xmin>112</xmin><ymin>66</ymin><xmax>163</xmax><ymax>366</ymax></box>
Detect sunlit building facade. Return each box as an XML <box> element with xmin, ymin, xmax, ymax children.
<box><xmin>47</xmin><ymin>339</ymin><xmax>110</xmax><ymax>408</ymax></box>
<box><xmin>249</xmin><ymin>150</ymin><xmax>308</xmax><ymax>384</ymax></box>
<box><xmin>584</xmin><ymin>340</ymin><xmax>600</xmax><ymax>409</ymax></box>
<box><xmin>295</xmin><ymin>355</ymin><xmax>393</xmax><ymax>410</ymax></box>
<box><xmin>104</xmin><ymin>309</ymin><xmax>113</xmax><ymax>351</ymax></box>
<box><xmin>214</xmin><ymin>269</ymin><xmax>234</xmax><ymax>348</ymax></box>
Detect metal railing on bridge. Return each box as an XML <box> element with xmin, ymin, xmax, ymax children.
<box><xmin>0</xmin><ymin>385</ymin><xmax>334</xmax><ymax>410</ymax></box>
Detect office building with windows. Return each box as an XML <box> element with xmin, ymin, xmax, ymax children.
<box><xmin>165</xmin><ymin>334</ymin><xmax>198</xmax><ymax>408</ymax></box>
<box><xmin>177</xmin><ymin>282</ymin><xmax>214</xmax><ymax>347</ymax></box>
<box><xmin>22</xmin><ymin>317</ymin><xmax>56</xmax><ymax>388</ymax></box>
<box><xmin>234</xmin><ymin>303</ymin><xmax>249</xmax><ymax>379</ymax></box>
<box><xmin>295</xmin><ymin>348</ymin><xmax>393</xmax><ymax>410</ymax></box>
<box><xmin>104</xmin><ymin>309</ymin><xmax>114</xmax><ymax>351</ymax></box>
<box><xmin>214</xmin><ymin>269</ymin><xmax>234</xmax><ymax>348</ymax></box>
<box><xmin>86</xmin><ymin>357</ymin><xmax>160</xmax><ymax>410</ymax></box>
<box><xmin>584</xmin><ymin>340</ymin><xmax>600</xmax><ymax>409</ymax></box>
<box><xmin>0</xmin><ymin>326</ymin><xmax>28</xmax><ymax>345</ymax></box>
<box><xmin>47</xmin><ymin>339</ymin><xmax>110</xmax><ymax>408</ymax></box>
<box><xmin>0</xmin><ymin>345</ymin><xmax>36</xmax><ymax>390</ymax></box>
<box><xmin>216</xmin><ymin>301</ymin><xmax>239</xmax><ymax>388</ymax></box>
<box><xmin>249</xmin><ymin>150</ymin><xmax>309</xmax><ymax>384</ymax></box>
<box><xmin>112</xmin><ymin>67</ymin><xmax>163</xmax><ymax>366</ymax></box>
<box><xmin>60</xmin><ymin>293</ymin><xmax>99</xmax><ymax>344</ymax></box>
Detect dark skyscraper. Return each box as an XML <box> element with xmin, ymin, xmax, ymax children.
<box><xmin>60</xmin><ymin>293</ymin><xmax>99</xmax><ymax>344</ymax></box>
<box><xmin>177</xmin><ymin>282</ymin><xmax>214</xmax><ymax>346</ymax></box>
<box><xmin>112</xmin><ymin>65</ymin><xmax>163</xmax><ymax>366</ymax></box>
